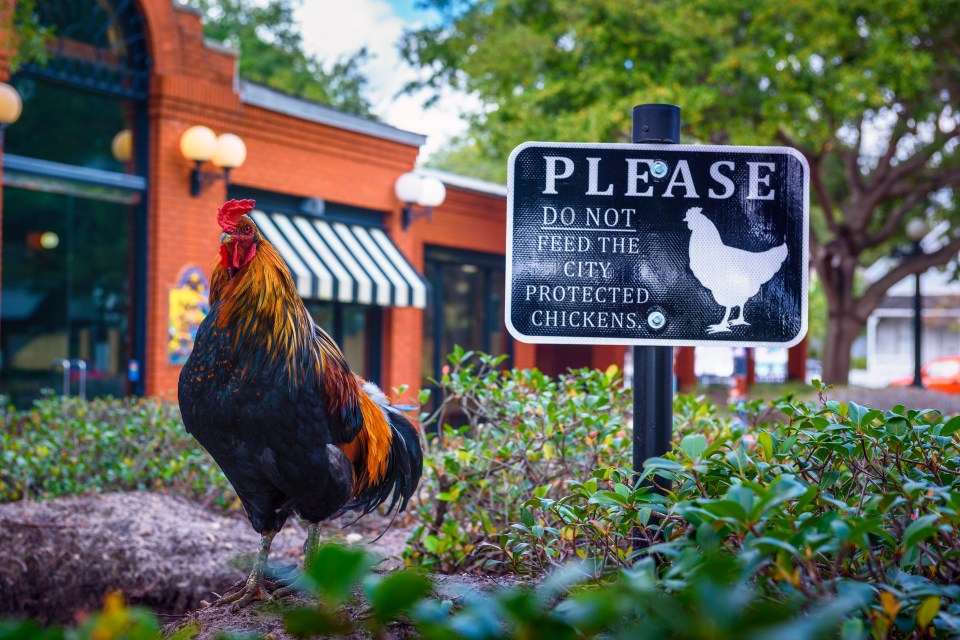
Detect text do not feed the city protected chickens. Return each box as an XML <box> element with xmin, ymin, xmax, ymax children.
<box><xmin>505</xmin><ymin>142</ymin><xmax>810</xmax><ymax>347</ymax></box>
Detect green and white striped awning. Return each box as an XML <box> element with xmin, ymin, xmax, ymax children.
<box><xmin>251</xmin><ymin>210</ymin><xmax>427</xmax><ymax>309</ymax></box>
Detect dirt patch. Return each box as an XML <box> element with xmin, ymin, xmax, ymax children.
<box><xmin>164</xmin><ymin>572</ymin><xmax>523</xmax><ymax>640</ymax></box>
<box><xmin>0</xmin><ymin>492</ymin><xmax>413</xmax><ymax>624</ymax></box>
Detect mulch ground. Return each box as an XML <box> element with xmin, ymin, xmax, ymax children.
<box><xmin>0</xmin><ymin>492</ymin><xmax>413</xmax><ymax>626</ymax></box>
<box><xmin>0</xmin><ymin>491</ymin><xmax>517</xmax><ymax>639</ymax></box>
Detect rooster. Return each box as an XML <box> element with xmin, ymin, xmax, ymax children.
<box><xmin>178</xmin><ymin>199</ymin><xmax>423</xmax><ymax>608</ymax></box>
<box><xmin>684</xmin><ymin>207</ymin><xmax>788</xmax><ymax>334</ymax></box>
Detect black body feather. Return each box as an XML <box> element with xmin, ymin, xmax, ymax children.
<box><xmin>178</xmin><ymin>300</ymin><xmax>421</xmax><ymax>534</ymax></box>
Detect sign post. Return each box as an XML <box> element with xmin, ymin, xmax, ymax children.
<box><xmin>505</xmin><ymin>104</ymin><xmax>809</xmax><ymax>494</ymax></box>
<box><xmin>631</xmin><ymin>104</ymin><xmax>679</xmax><ymax>492</ymax></box>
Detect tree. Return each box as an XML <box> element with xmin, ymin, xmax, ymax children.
<box><xmin>402</xmin><ymin>0</ymin><xmax>960</xmax><ymax>383</ymax></box>
<box><xmin>3</xmin><ymin>0</ymin><xmax>54</xmax><ymax>71</ymax></box>
<box><xmin>195</xmin><ymin>0</ymin><xmax>374</xmax><ymax>117</ymax></box>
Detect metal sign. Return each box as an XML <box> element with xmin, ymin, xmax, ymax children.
<box><xmin>506</xmin><ymin>142</ymin><xmax>809</xmax><ymax>347</ymax></box>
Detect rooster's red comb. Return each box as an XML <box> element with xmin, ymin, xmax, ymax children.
<box><xmin>217</xmin><ymin>199</ymin><xmax>256</xmax><ymax>233</ymax></box>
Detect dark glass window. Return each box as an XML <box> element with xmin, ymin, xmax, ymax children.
<box><xmin>306</xmin><ymin>301</ymin><xmax>382</xmax><ymax>384</ymax></box>
<box><xmin>5</xmin><ymin>78</ymin><xmax>137</xmax><ymax>174</ymax></box>
<box><xmin>1</xmin><ymin>187</ymin><xmax>135</xmax><ymax>405</ymax></box>
<box><xmin>423</xmin><ymin>247</ymin><xmax>512</xmax><ymax>383</ymax></box>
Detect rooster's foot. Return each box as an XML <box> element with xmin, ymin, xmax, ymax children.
<box><xmin>208</xmin><ymin>574</ymin><xmax>299</xmax><ymax>610</ymax></box>
<box><xmin>729</xmin><ymin>318</ymin><xmax>750</xmax><ymax>327</ymax></box>
<box><xmin>209</xmin><ymin>577</ymin><xmax>274</xmax><ymax>610</ymax></box>
<box><xmin>205</xmin><ymin>531</ymin><xmax>294</xmax><ymax>611</ymax></box>
<box><xmin>706</xmin><ymin>323</ymin><xmax>732</xmax><ymax>334</ymax></box>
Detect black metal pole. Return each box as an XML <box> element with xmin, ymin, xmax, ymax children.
<box><xmin>912</xmin><ymin>266</ymin><xmax>924</xmax><ymax>388</ymax></box>
<box><xmin>632</xmin><ymin>104</ymin><xmax>679</xmax><ymax>489</ymax></box>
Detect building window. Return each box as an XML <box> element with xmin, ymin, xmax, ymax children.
<box><xmin>306</xmin><ymin>301</ymin><xmax>382</xmax><ymax>383</ymax></box>
<box><xmin>5</xmin><ymin>78</ymin><xmax>137</xmax><ymax>173</ymax></box>
<box><xmin>1</xmin><ymin>187</ymin><xmax>136</xmax><ymax>405</ymax></box>
<box><xmin>423</xmin><ymin>247</ymin><xmax>511</xmax><ymax>382</ymax></box>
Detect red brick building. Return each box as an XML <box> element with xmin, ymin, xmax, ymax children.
<box><xmin>0</xmin><ymin>1</ymin><xmax>808</xmax><ymax>406</ymax></box>
<box><xmin>0</xmin><ymin>0</ymin><xmax>643</xmax><ymax>405</ymax></box>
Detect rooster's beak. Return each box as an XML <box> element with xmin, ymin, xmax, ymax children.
<box><xmin>220</xmin><ymin>232</ymin><xmax>232</xmax><ymax>245</ymax></box>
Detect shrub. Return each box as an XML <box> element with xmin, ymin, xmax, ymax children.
<box><xmin>497</xmin><ymin>382</ymin><xmax>960</xmax><ymax>637</ymax></box>
<box><xmin>405</xmin><ymin>348</ymin><xmax>631</xmax><ymax>572</ymax></box>
<box><xmin>0</xmin><ymin>394</ymin><xmax>234</xmax><ymax>508</ymax></box>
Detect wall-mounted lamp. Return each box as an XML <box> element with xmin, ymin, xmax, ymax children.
<box><xmin>395</xmin><ymin>171</ymin><xmax>446</xmax><ymax>230</ymax></box>
<box><xmin>0</xmin><ymin>82</ymin><xmax>23</xmax><ymax>145</ymax></box>
<box><xmin>112</xmin><ymin>129</ymin><xmax>133</xmax><ymax>163</ymax></box>
<box><xmin>180</xmin><ymin>125</ymin><xmax>247</xmax><ymax>197</ymax></box>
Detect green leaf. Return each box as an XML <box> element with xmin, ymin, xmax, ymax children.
<box><xmin>521</xmin><ymin>508</ymin><xmax>535</xmax><ymax>527</ymax></box>
<box><xmin>758</xmin><ymin>432</ymin><xmax>774</xmax><ymax>460</ymax></box>
<box><xmin>680</xmin><ymin>434</ymin><xmax>707</xmax><ymax>459</ymax></box>
<box><xmin>886</xmin><ymin>418</ymin><xmax>909</xmax><ymax>437</ymax></box>
<box><xmin>589</xmin><ymin>491</ymin><xmax>630</xmax><ymax>508</ymax></box>
<box><xmin>753</xmin><ymin>536</ymin><xmax>799</xmax><ymax>555</ymax></box>
<box><xmin>284</xmin><ymin>607</ymin><xmax>344</xmax><ymax>637</ymax></box>
<box><xmin>941</xmin><ymin>416</ymin><xmax>960</xmax><ymax>437</ymax></box>
<box><xmin>903</xmin><ymin>515</ymin><xmax>940</xmax><ymax>550</ymax></box>
<box><xmin>643</xmin><ymin>457</ymin><xmax>682</xmax><ymax>471</ymax></box>
<box><xmin>304</xmin><ymin>544</ymin><xmax>377</xmax><ymax>603</ymax></box>
<box><xmin>367</xmin><ymin>571</ymin><xmax>434</xmax><ymax>624</ymax></box>
<box><xmin>702</xmin><ymin>499</ymin><xmax>748</xmax><ymax>522</ymax></box>
<box><xmin>917</xmin><ymin>596</ymin><xmax>941</xmax><ymax>629</ymax></box>
<box><xmin>847</xmin><ymin>401</ymin><xmax>868</xmax><ymax>426</ymax></box>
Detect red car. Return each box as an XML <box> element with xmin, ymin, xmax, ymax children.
<box><xmin>890</xmin><ymin>356</ymin><xmax>960</xmax><ymax>394</ymax></box>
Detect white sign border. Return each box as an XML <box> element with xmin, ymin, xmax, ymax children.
<box><xmin>504</xmin><ymin>141</ymin><xmax>811</xmax><ymax>348</ymax></box>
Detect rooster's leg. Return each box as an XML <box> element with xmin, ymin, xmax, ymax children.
<box><xmin>304</xmin><ymin>523</ymin><xmax>322</xmax><ymax>568</ymax></box>
<box><xmin>271</xmin><ymin>523</ymin><xmax>321</xmax><ymax>600</ymax></box>
<box><xmin>210</xmin><ymin>531</ymin><xmax>277</xmax><ymax>609</ymax></box>
<box><xmin>730</xmin><ymin>306</ymin><xmax>750</xmax><ymax>326</ymax></box>
<box><xmin>707</xmin><ymin>307</ymin><xmax>733</xmax><ymax>334</ymax></box>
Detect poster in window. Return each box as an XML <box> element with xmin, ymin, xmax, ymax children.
<box><xmin>169</xmin><ymin>266</ymin><xmax>210</xmax><ymax>365</ymax></box>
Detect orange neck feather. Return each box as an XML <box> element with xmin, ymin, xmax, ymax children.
<box><xmin>211</xmin><ymin>238</ymin><xmax>320</xmax><ymax>388</ymax></box>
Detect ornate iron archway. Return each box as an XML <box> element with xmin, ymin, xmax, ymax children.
<box><xmin>21</xmin><ymin>0</ymin><xmax>152</xmax><ymax>100</ymax></box>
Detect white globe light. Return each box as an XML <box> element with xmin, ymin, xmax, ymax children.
<box><xmin>212</xmin><ymin>133</ymin><xmax>247</xmax><ymax>169</ymax></box>
<box><xmin>417</xmin><ymin>176</ymin><xmax>447</xmax><ymax>208</ymax></box>
<box><xmin>906</xmin><ymin>218</ymin><xmax>929</xmax><ymax>242</ymax></box>
<box><xmin>394</xmin><ymin>171</ymin><xmax>423</xmax><ymax>203</ymax></box>
<box><xmin>179</xmin><ymin>125</ymin><xmax>217</xmax><ymax>162</ymax></box>
<box><xmin>40</xmin><ymin>231</ymin><xmax>59</xmax><ymax>249</ymax></box>
<box><xmin>0</xmin><ymin>82</ymin><xmax>22</xmax><ymax>125</ymax></box>
<box><xmin>111</xmin><ymin>129</ymin><xmax>133</xmax><ymax>162</ymax></box>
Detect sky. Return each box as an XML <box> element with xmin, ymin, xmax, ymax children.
<box><xmin>295</xmin><ymin>0</ymin><xmax>476</xmax><ymax>161</ymax></box>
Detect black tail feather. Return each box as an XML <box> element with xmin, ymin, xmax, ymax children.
<box><xmin>345</xmin><ymin>409</ymin><xmax>423</xmax><ymax>518</ymax></box>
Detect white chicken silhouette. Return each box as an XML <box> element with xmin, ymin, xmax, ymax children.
<box><xmin>684</xmin><ymin>207</ymin><xmax>788</xmax><ymax>334</ymax></box>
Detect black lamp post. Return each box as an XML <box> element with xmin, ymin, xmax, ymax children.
<box><xmin>904</xmin><ymin>218</ymin><xmax>930</xmax><ymax>388</ymax></box>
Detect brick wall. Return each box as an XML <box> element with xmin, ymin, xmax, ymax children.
<box><xmin>0</xmin><ymin>0</ymin><xmax>615</xmax><ymax>403</ymax></box>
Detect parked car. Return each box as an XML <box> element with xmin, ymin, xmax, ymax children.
<box><xmin>889</xmin><ymin>356</ymin><xmax>960</xmax><ymax>394</ymax></box>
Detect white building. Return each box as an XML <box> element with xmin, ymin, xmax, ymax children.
<box><xmin>861</xmin><ymin>223</ymin><xmax>960</xmax><ymax>387</ymax></box>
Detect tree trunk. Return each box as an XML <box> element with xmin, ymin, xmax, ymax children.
<box><xmin>821</xmin><ymin>314</ymin><xmax>864</xmax><ymax>385</ymax></box>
